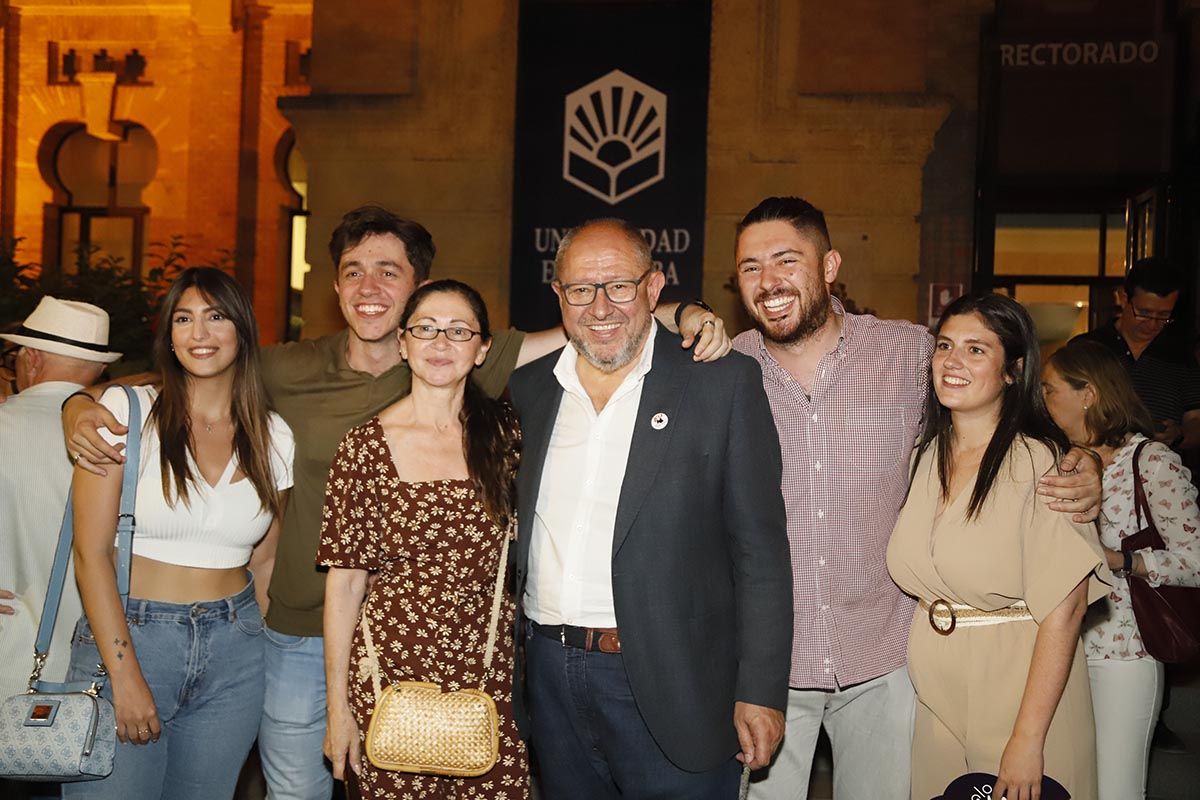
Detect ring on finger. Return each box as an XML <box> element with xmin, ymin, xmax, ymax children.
<box><xmin>70</xmin><ymin>452</ymin><xmax>82</xmax><ymax>465</ymax></box>
<box><xmin>701</xmin><ymin>319</ymin><xmax>715</xmax><ymax>329</ymax></box>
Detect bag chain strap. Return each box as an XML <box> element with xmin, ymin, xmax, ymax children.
<box><xmin>360</xmin><ymin>518</ymin><xmax>514</xmax><ymax>704</ymax></box>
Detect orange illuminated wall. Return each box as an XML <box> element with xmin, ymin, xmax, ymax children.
<box><xmin>0</xmin><ymin>0</ymin><xmax>312</xmax><ymax>343</ymax></box>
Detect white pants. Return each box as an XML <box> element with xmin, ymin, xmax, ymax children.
<box><xmin>1088</xmin><ymin>656</ymin><xmax>1164</xmax><ymax>800</ymax></box>
<box><xmin>748</xmin><ymin>665</ymin><xmax>916</xmax><ymax>800</ymax></box>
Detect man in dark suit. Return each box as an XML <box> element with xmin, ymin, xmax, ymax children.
<box><xmin>508</xmin><ymin>218</ymin><xmax>793</xmax><ymax>798</ymax></box>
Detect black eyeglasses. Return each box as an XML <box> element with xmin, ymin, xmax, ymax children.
<box><xmin>404</xmin><ymin>324</ymin><xmax>482</xmax><ymax>342</ymax></box>
<box><xmin>1</xmin><ymin>344</ymin><xmax>19</xmax><ymax>374</ymax></box>
<box><xmin>555</xmin><ymin>271</ymin><xmax>652</xmax><ymax>306</ymax></box>
<box><xmin>1</xmin><ymin>344</ymin><xmax>18</xmax><ymax>394</ymax></box>
<box><xmin>1129</xmin><ymin>306</ymin><xmax>1174</xmax><ymax>325</ymax></box>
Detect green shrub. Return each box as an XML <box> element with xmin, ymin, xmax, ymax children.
<box><xmin>0</xmin><ymin>236</ymin><xmax>230</xmax><ymax>376</ymax></box>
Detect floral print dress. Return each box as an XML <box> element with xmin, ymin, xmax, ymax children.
<box><xmin>1085</xmin><ymin>435</ymin><xmax>1200</xmax><ymax>660</ymax></box>
<box><xmin>317</xmin><ymin>417</ymin><xmax>528</xmax><ymax>799</ymax></box>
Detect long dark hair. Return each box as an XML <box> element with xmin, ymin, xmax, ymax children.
<box><xmin>152</xmin><ymin>268</ymin><xmax>283</xmax><ymax>518</ymax></box>
<box><xmin>913</xmin><ymin>293</ymin><xmax>1069</xmax><ymax>519</ymax></box>
<box><xmin>399</xmin><ymin>279</ymin><xmax>519</xmax><ymax>526</ymax></box>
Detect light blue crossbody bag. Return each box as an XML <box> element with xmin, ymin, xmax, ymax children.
<box><xmin>0</xmin><ymin>385</ymin><xmax>142</xmax><ymax>781</ymax></box>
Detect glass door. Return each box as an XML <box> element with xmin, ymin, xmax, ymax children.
<box><xmin>990</xmin><ymin>211</ymin><xmax>1126</xmax><ymax>354</ymax></box>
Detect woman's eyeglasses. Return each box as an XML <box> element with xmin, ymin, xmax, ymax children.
<box><xmin>404</xmin><ymin>325</ymin><xmax>482</xmax><ymax>342</ymax></box>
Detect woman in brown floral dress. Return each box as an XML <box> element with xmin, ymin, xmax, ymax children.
<box><xmin>318</xmin><ymin>279</ymin><xmax>526</xmax><ymax>799</ymax></box>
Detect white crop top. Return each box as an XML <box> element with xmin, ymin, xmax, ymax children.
<box><xmin>98</xmin><ymin>385</ymin><xmax>295</xmax><ymax>569</ymax></box>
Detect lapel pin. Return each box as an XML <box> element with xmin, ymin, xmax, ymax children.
<box><xmin>651</xmin><ymin>412</ymin><xmax>669</xmax><ymax>430</ymax></box>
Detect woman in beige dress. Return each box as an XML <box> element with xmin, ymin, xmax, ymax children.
<box><xmin>887</xmin><ymin>294</ymin><xmax>1109</xmax><ymax>800</ymax></box>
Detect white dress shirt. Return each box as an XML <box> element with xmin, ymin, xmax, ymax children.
<box><xmin>0</xmin><ymin>381</ymin><xmax>85</xmax><ymax>697</ymax></box>
<box><xmin>524</xmin><ymin>321</ymin><xmax>657</xmax><ymax>628</ymax></box>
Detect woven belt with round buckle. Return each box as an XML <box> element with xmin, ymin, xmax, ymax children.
<box><xmin>928</xmin><ymin>598</ymin><xmax>956</xmax><ymax>635</ymax></box>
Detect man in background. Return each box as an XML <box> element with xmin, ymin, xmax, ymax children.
<box><xmin>1075</xmin><ymin>256</ymin><xmax>1200</xmax><ymax>450</ymax></box>
<box><xmin>0</xmin><ymin>297</ymin><xmax>120</xmax><ymax>799</ymax></box>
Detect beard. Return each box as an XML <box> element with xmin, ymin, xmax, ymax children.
<box><xmin>753</xmin><ymin>287</ymin><xmax>831</xmax><ymax>346</ymax></box>
<box><xmin>568</xmin><ymin>311</ymin><xmax>652</xmax><ymax>373</ymax></box>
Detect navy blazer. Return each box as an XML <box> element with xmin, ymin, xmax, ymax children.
<box><xmin>508</xmin><ymin>325</ymin><xmax>793</xmax><ymax>772</ymax></box>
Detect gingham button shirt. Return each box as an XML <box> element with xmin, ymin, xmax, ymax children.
<box><xmin>733</xmin><ymin>302</ymin><xmax>933</xmax><ymax>689</ymax></box>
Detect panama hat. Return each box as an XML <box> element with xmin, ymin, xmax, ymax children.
<box><xmin>0</xmin><ymin>296</ymin><xmax>123</xmax><ymax>363</ymax></box>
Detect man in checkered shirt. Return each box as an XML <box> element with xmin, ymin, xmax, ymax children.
<box><xmin>730</xmin><ymin>196</ymin><xmax>1102</xmax><ymax>800</ymax></box>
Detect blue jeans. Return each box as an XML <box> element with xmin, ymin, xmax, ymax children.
<box><xmin>61</xmin><ymin>580</ymin><xmax>265</xmax><ymax>800</ymax></box>
<box><xmin>257</xmin><ymin>627</ymin><xmax>331</xmax><ymax>800</ymax></box>
<box><xmin>525</xmin><ymin>623</ymin><xmax>741</xmax><ymax>800</ymax></box>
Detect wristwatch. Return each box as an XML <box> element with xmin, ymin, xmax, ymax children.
<box><xmin>674</xmin><ymin>298</ymin><xmax>714</xmax><ymax>330</ymax></box>
<box><xmin>61</xmin><ymin>389</ymin><xmax>95</xmax><ymax>412</ymax></box>
<box><xmin>1121</xmin><ymin>550</ymin><xmax>1134</xmax><ymax>576</ymax></box>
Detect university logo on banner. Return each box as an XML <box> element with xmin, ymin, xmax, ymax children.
<box><xmin>509</xmin><ymin>1</ymin><xmax>711</xmax><ymax>331</ymax></box>
<box><xmin>563</xmin><ymin>70</ymin><xmax>667</xmax><ymax>205</ymax></box>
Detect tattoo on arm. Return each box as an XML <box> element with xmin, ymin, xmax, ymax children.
<box><xmin>113</xmin><ymin>637</ymin><xmax>128</xmax><ymax>659</ymax></box>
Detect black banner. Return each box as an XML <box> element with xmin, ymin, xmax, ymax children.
<box><xmin>509</xmin><ymin>0</ymin><xmax>711</xmax><ymax>331</ymax></box>
<box><xmin>992</xmin><ymin>0</ymin><xmax>1174</xmax><ymax>179</ymax></box>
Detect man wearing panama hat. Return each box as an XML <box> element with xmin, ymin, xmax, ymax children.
<box><xmin>1</xmin><ymin>296</ymin><xmax>122</xmax><ymax>380</ymax></box>
<box><xmin>0</xmin><ymin>297</ymin><xmax>121</xmax><ymax>725</ymax></box>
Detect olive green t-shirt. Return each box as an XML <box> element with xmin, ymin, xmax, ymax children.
<box><xmin>260</xmin><ymin>327</ymin><xmax>526</xmax><ymax>636</ymax></box>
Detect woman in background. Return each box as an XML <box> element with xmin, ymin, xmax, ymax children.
<box><xmin>1043</xmin><ymin>339</ymin><xmax>1200</xmax><ymax>800</ymax></box>
<box><xmin>887</xmin><ymin>293</ymin><xmax>1108</xmax><ymax>800</ymax></box>
<box><xmin>66</xmin><ymin>267</ymin><xmax>293</xmax><ymax>800</ymax></box>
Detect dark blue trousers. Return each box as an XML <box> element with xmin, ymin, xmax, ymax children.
<box><xmin>525</xmin><ymin>623</ymin><xmax>741</xmax><ymax>800</ymax></box>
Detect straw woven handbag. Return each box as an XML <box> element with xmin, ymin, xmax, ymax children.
<box><xmin>360</xmin><ymin>529</ymin><xmax>511</xmax><ymax>777</ymax></box>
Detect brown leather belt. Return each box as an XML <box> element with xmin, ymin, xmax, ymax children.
<box><xmin>532</xmin><ymin>621</ymin><xmax>622</xmax><ymax>653</ymax></box>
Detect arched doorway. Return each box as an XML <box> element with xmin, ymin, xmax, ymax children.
<box><xmin>38</xmin><ymin>122</ymin><xmax>158</xmax><ymax>279</ymax></box>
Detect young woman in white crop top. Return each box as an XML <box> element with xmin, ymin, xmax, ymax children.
<box><xmin>63</xmin><ymin>268</ymin><xmax>294</xmax><ymax>800</ymax></box>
